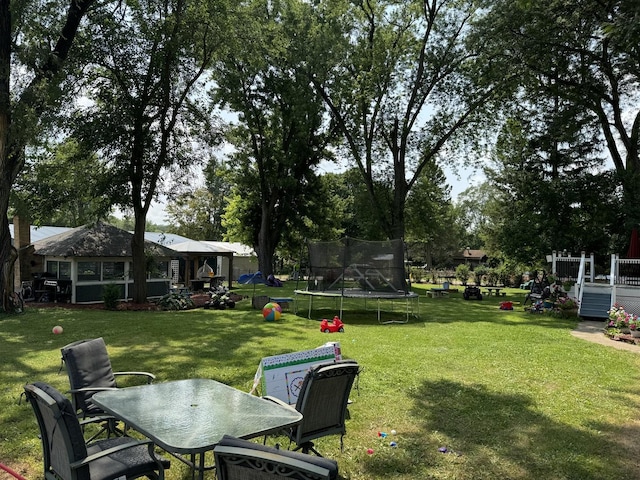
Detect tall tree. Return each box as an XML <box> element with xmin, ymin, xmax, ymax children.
<box><xmin>482</xmin><ymin>115</ymin><xmax>622</xmax><ymax>264</ymax></box>
<box><xmin>213</xmin><ymin>0</ymin><xmax>335</xmax><ymax>275</ymax></box>
<box><xmin>306</xmin><ymin>0</ymin><xmax>504</xmax><ymax>241</ymax></box>
<box><xmin>474</xmin><ymin>0</ymin><xmax>640</xmax><ymax>230</ymax></box>
<box><xmin>70</xmin><ymin>0</ymin><xmax>227</xmax><ymax>302</ymax></box>
<box><xmin>0</xmin><ymin>0</ymin><xmax>95</xmax><ymax>310</ymax></box>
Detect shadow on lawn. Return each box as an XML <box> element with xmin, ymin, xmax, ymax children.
<box><xmin>362</xmin><ymin>379</ymin><xmax>640</xmax><ymax>479</ymax></box>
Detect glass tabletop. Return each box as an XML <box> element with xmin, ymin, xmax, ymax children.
<box><xmin>92</xmin><ymin>378</ymin><xmax>302</xmax><ymax>454</ymax></box>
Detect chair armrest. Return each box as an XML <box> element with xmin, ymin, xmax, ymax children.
<box><xmin>70</xmin><ymin>439</ymin><xmax>157</xmax><ymax>468</ymax></box>
<box><xmin>262</xmin><ymin>395</ymin><xmax>295</xmax><ymax>409</ymax></box>
<box><xmin>69</xmin><ymin>387</ymin><xmax>118</xmax><ymax>394</ymax></box>
<box><xmin>79</xmin><ymin>415</ymin><xmax>117</xmax><ymax>427</ymax></box>
<box><xmin>114</xmin><ymin>371</ymin><xmax>156</xmax><ymax>384</ymax></box>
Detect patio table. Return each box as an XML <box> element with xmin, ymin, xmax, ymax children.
<box><xmin>92</xmin><ymin>378</ymin><xmax>302</xmax><ymax>480</ymax></box>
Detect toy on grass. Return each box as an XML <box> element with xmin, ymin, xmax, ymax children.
<box><xmin>262</xmin><ymin>302</ymin><xmax>282</xmax><ymax>322</ymax></box>
<box><xmin>52</xmin><ymin>325</ymin><xmax>63</xmax><ymax>334</ymax></box>
<box><xmin>499</xmin><ymin>301</ymin><xmax>513</xmax><ymax>310</ymax></box>
<box><xmin>320</xmin><ymin>316</ymin><xmax>345</xmax><ymax>333</ymax></box>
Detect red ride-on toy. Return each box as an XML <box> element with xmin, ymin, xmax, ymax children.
<box><xmin>320</xmin><ymin>316</ymin><xmax>345</xmax><ymax>333</ymax></box>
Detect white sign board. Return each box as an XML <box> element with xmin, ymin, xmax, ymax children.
<box><xmin>251</xmin><ymin>343</ymin><xmax>342</xmax><ymax>405</ymax></box>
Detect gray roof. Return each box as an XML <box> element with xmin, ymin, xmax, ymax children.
<box><xmin>32</xmin><ymin>222</ymin><xmax>177</xmax><ymax>258</ymax></box>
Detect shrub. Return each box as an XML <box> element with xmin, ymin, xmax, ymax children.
<box><xmin>155</xmin><ymin>292</ymin><xmax>195</xmax><ymax>311</ymax></box>
<box><xmin>455</xmin><ymin>264</ymin><xmax>471</xmax><ymax>285</ymax></box>
<box><xmin>102</xmin><ymin>284</ymin><xmax>121</xmax><ymax>310</ymax></box>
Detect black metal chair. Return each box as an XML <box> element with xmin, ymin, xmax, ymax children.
<box><xmin>60</xmin><ymin>337</ymin><xmax>155</xmax><ymax>440</ymax></box>
<box><xmin>214</xmin><ymin>435</ymin><xmax>338</xmax><ymax>480</ymax></box>
<box><xmin>23</xmin><ymin>382</ymin><xmax>169</xmax><ymax>480</ymax></box>
<box><xmin>266</xmin><ymin>360</ymin><xmax>360</xmax><ymax>456</ymax></box>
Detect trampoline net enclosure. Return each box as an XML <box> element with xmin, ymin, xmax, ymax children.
<box><xmin>304</xmin><ymin>238</ymin><xmax>409</xmax><ymax>295</ymax></box>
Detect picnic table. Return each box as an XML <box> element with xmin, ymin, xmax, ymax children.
<box><xmin>428</xmin><ymin>288</ymin><xmax>449</xmax><ymax>298</ymax></box>
<box><xmin>485</xmin><ymin>286</ymin><xmax>505</xmax><ymax>296</ymax></box>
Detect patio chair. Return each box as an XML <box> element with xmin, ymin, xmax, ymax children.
<box><xmin>265</xmin><ymin>359</ymin><xmax>361</xmax><ymax>456</ymax></box>
<box><xmin>214</xmin><ymin>435</ymin><xmax>338</xmax><ymax>480</ymax></box>
<box><xmin>60</xmin><ymin>337</ymin><xmax>155</xmax><ymax>440</ymax></box>
<box><xmin>23</xmin><ymin>382</ymin><xmax>169</xmax><ymax>480</ymax></box>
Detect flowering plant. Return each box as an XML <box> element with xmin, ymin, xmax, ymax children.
<box><xmin>607</xmin><ymin>304</ymin><xmax>638</xmax><ymax>330</ymax></box>
<box><xmin>556</xmin><ymin>296</ymin><xmax>579</xmax><ymax>310</ymax></box>
<box><xmin>548</xmin><ymin>283</ymin><xmax>565</xmax><ymax>302</ymax></box>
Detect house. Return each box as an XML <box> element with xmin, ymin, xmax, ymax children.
<box><xmin>452</xmin><ymin>248</ymin><xmax>487</xmax><ymax>269</ymax></box>
<box><xmin>13</xmin><ymin>220</ymin><xmax>177</xmax><ymax>303</ymax></box>
<box><xmin>9</xmin><ymin>217</ymin><xmax>258</xmax><ymax>300</ymax></box>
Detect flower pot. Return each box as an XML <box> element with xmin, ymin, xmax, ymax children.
<box><xmin>631</xmin><ymin>330</ymin><xmax>640</xmax><ymax>338</ymax></box>
<box><xmin>559</xmin><ymin>308</ymin><xmax>578</xmax><ymax>318</ymax></box>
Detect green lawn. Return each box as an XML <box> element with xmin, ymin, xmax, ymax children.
<box><xmin>2</xmin><ymin>283</ymin><xmax>640</xmax><ymax>480</ymax></box>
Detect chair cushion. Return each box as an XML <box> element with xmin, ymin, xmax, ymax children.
<box><xmin>31</xmin><ymin>381</ymin><xmax>88</xmax><ymax>461</ymax></box>
<box><xmin>87</xmin><ymin>437</ymin><xmax>170</xmax><ymax>480</ymax></box>
<box><xmin>217</xmin><ymin>435</ymin><xmax>338</xmax><ymax>479</ymax></box>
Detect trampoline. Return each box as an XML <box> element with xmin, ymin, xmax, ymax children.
<box><xmin>294</xmin><ymin>238</ymin><xmax>419</xmax><ymax>324</ymax></box>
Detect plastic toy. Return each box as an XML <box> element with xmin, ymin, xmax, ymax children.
<box><xmin>320</xmin><ymin>316</ymin><xmax>345</xmax><ymax>333</ymax></box>
<box><xmin>499</xmin><ymin>301</ymin><xmax>513</xmax><ymax>310</ymax></box>
<box><xmin>52</xmin><ymin>325</ymin><xmax>63</xmax><ymax>334</ymax></box>
<box><xmin>262</xmin><ymin>302</ymin><xmax>282</xmax><ymax>322</ymax></box>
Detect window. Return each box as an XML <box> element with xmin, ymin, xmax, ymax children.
<box><xmin>46</xmin><ymin>261</ymin><xmax>71</xmax><ymax>280</ymax></box>
<box><xmin>78</xmin><ymin>261</ymin><xmax>101</xmax><ymax>281</ymax></box>
<box><xmin>149</xmin><ymin>260</ymin><xmax>169</xmax><ymax>279</ymax></box>
<box><xmin>102</xmin><ymin>262</ymin><xmax>125</xmax><ymax>280</ymax></box>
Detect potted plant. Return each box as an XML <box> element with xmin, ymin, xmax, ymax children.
<box><xmin>629</xmin><ymin>317</ymin><xmax>640</xmax><ymax>338</ymax></box>
<box><xmin>607</xmin><ymin>304</ymin><xmax>636</xmax><ymax>334</ymax></box>
<box><xmin>556</xmin><ymin>296</ymin><xmax>579</xmax><ymax>318</ymax></box>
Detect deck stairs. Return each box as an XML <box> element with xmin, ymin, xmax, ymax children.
<box><xmin>578</xmin><ymin>284</ymin><xmax>612</xmax><ymax>319</ymax></box>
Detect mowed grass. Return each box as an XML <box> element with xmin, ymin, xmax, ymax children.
<box><xmin>2</xmin><ymin>283</ymin><xmax>640</xmax><ymax>479</ymax></box>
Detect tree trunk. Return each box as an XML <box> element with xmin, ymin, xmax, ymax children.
<box><xmin>257</xmin><ymin>203</ymin><xmax>275</xmax><ymax>276</ymax></box>
<box><xmin>131</xmin><ymin>212</ymin><xmax>148</xmax><ymax>303</ymax></box>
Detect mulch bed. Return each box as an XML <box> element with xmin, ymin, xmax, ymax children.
<box><xmin>24</xmin><ymin>293</ymin><xmax>213</xmax><ymax>311</ymax></box>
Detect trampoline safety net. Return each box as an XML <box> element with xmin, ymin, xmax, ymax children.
<box><xmin>305</xmin><ymin>238</ymin><xmax>408</xmax><ymax>294</ymax></box>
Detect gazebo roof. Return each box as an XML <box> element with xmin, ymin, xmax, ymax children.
<box><xmin>32</xmin><ymin>221</ymin><xmax>177</xmax><ymax>258</ymax></box>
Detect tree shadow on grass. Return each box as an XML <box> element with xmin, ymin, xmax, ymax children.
<box><xmin>361</xmin><ymin>378</ymin><xmax>640</xmax><ymax>479</ymax></box>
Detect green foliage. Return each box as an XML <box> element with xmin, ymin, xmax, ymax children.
<box><xmin>165</xmin><ymin>159</ymin><xmax>231</xmax><ymax>240</ymax></box>
<box><xmin>472</xmin><ymin>0</ymin><xmax>640</xmax><ymax>235</ymax></box>
<box><xmin>455</xmin><ymin>263</ymin><xmax>471</xmax><ymax>285</ymax></box>
<box><xmin>102</xmin><ymin>284</ymin><xmax>121</xmax><ymax>310</ymax></box>
<box><xmin>155</xmin><ymin>292</ymin><xmax>195</xmax><ymax>311</ymax></box>
<box><xmin>213</xmin><ymin>0</ymin><xmax>336</xmax><ymax>271</ymax></box>
<box><xmin>11</xmin><ymin>139</ymin><xmax>112</xmax><ymax>226</ymax></box>
<box><xmin>473</xmin><ymin>265</ymin><xmax>488</xmax><ymax>285</ymax></box>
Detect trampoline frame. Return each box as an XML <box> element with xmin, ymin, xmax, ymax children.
<box><xmin>293</xmin><ymin>289</ymin><xmax>420</xmax><ymax>324</ymax></box>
